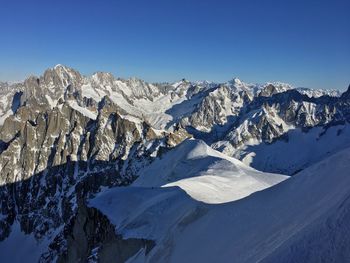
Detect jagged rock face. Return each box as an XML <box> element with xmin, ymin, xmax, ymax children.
<box><xmin>0</xmin><ymin>100</ymin><xmax>143</xmax><ymax>184</ymax></box>
<box><xmin>0</xmin><ymin>92</ymin><xmax>175</xmax><ymax>216</ymax></box>
<box><xmin>0</xmin><ymin>96</ymin><xmax>162</xmax><ymax>253</ymax></box>
<box><xmin>21</xmin><ymin>65</ymin><xmax>83</xmax><ymax>109</ymax></box>
<box><xmin>0</xmin><ymin>66</ymin><xmax>193</xmax><ymax>261</ymax></box>
<box><xmin>181</xmin><ymin>84</ymin><xmax>251</xmax><ymax>132</ymax></box>
<box><xmin>177</xmin><ymin>81</ymin><xmax>299</xmax><ymax>136</ymax></box>
<box><xmin>259</xmin><ymin>84</ymin><xmax>279</xmax><ymax>97</ymax></box>
<box><xmin>41</xmin><ymin>205</ymin><xmax>154</xmax><ymax>263</ymax></box>
<box><xmin>209</xmin><ymin>89</ymin><xmax>350</xmax><ymax>175</ymax></box>
<box><xmin>215</xmin><ymin>90</ymin><xmax>343</xmax><ymax>150</ymax></box>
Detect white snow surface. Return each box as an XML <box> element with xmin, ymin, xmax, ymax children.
<box><xmin>133</xmin><ymin>139</ymin><xmax>287</xmax><ymax>203</ymax></box>
<box><xmin>0</xmin><ymin>221</ymin><xmax>49</xmax><ymax>263</ymax></box>
<box><xmin>0</xmin><ymin>109</ymin><xmax>13</xmax><ymax>126</ymax></box>
<box><xmin>235</xmin><ymin>124</ymin><xmax>350</xmax><ymax>175</ymax></box>
<box><xmin>90</xmin><ymin>145</ymin><xmax>350</xmax><ymax>263</ymax></box>
<box><xmin>296</xmin><ymin>87</ymin><xmax>341</xmax><ymax>98</ymax></box>
<box><xmin>0</xmin><ymin>91</ymin><xmax>16</xmax><ymax>126</ymax></box>
<box><xmin>67</xmin><ymin>100</ymin><xmax>98</xmax><ymax>120</ymax></box>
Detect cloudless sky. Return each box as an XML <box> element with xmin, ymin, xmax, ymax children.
<box><xmin>0</xmin><ymin>0</ymin><xmax>349</xmax><ymax>89</ymax></box>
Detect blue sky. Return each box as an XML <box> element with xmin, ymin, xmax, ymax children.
<box><xmin>0</xmin><ymin>0</ymin><xmax>349</xmax><ymax>90</ymax></box>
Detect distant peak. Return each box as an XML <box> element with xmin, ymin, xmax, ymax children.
<box><xmin>41</xmin><ymin>64</ymin><xmax>82</xmax><ymax>88</ymax></box>
<box><xmin>172</xmin><ymin>79</ymin><xmax>191</xmax><ymax>88</ymax></box>
<box><xmin>174</xmin><ymin>78</ymin><xmax>189</xmax><ymax>84</ymax></box>
<box><xmin>52</xmin><ymin>64</ymin><xmax>77</xmax><ymax>74</ymax></box>
<box><xmin>232</xmin><ymin>77</ymin><xmax>242</xmax><ymax>84</ymax></box>
<box><xmin>267</xmin><ymin>81</ymin><xmax>294</xmax><ymax>89</ymax></box>
<box><xmin>92</xmin><ymin>71</ymin><xmax>114</xmax><ymax>79</ymax></box>
<box><xmin>53</xmin><ymin>64</ymin><xmax>67</xmax><ymax>70</ymax></box>
<box><xmin>227</xmin><ymin>77</ymin><xmax>244</xmax><ymax>87</ymax></box>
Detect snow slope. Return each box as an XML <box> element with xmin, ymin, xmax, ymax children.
<box><xmin>0</xmin><ymin>89</ymin><xmax>16</xmax><ymax>126</ymax></box>
<box><xmin>0</xmin><ymin>222</ymin><xmax>50</xmax><ymax>263</ymax></box>
<box><xmin>133</xmin><ymin>139</ymin><xmax>287</xmax><ymax>203</ymax></box>
<box><xmin>235</xmin><ymin>124</ymin><xmax>350</xmax><ymax>175</ymax></box>
<box><xmin>90</xmin><ymin>145</ymin><xmax>350</xmax><ymax>263</ymax></box>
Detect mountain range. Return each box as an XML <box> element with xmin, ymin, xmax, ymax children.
<box><xmin>0</xmin><ymin>64</ymin><xmax>349</xmax><ymax>262</ymax></box>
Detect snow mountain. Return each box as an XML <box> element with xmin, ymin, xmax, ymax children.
<box><xmin>0</xmin><ymin>64</ymin><xmax>348</xmax><ymax>262</ymax></box>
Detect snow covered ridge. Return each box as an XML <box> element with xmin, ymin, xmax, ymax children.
<box><xmin>90</xmin><ymin>145</ymin><xmax>350</xmax><ymax>263</ymax></box>
<box><xmin>296</xmin><ymin>87</ymin><xmax>341</xmax><ymax>98</ymax></box>
<box><xmin>133</xmin><ymin>139</ymin><xmax>287</xmax><ymax>204</ymax></box>
<box><xmin>0</xmin><ymin>64</ymin><xmax>342</xmax><ymax>129</ymax></box>
<box><xmin>0</xmin><ymin>64</ymin><xmax>349</xmax><ymax>176</ymax></box>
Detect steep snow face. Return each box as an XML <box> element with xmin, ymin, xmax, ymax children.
<box><xmin>0</xmin><ymin>222</ymin><xmax>50</xmax><ymax>263</ymax></box>
<box><xmin>133</xmin><ymin>139</ymin><xmax>286</xmax><ymax>203</ymax></box>
<box><xmin>163</xmin><ymin>147</ymin><xmax>350</xmax><ymax>263</ymax></box>
<box><xmin>0</xmin><ymin>83</ymin><xmax>23</xmax><ymax>126</ymax></box>
<box><xmin>91</xmin><ymin>146</ymin><xmax>350</xmax><ymax>263</ymax></box>
<box><xmin>0</xmin><ymin>108</ymin><xmax>13</xmax><ymax>126</ymax></box>
<box><xmin>233</xmin><ymin>124</ymin><xmax>350</xmax><ymax>175</ymax></box>
<box><xmin>67</xmin><ymin>100</ymin><xmax>98</xmax><ymax>120</ymax></box>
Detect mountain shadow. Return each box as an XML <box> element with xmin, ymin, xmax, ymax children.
<box><xmin>0</xmin><ymin>159</ymin><xmax>154</xmax><ymax>263</ymax></box>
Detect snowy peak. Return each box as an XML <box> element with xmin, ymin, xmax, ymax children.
<box><xmin>297</xmin><ymin>87</ymin><xmax>341</xmax><ymax>98</ymax></box>
<box><xmin>229</xmin><ymin>77</ymin><xmax>243</xmax><ymax>86</ymax></box>
<box><xmin>91</xmin><ymin>71</ymin><xmax>115</xmax><ymax>85</ymax></box>
<box><xmin>226</xmin><ymin>77</ymin><xmax>251</xmax><ymax>91</ymax></box>
<box><xmin>48</xmin><ymin>64</ymin><xmax>82</xmax><ymax>87</ymax></box>
<box><xmin>60</xmin><ymin>65</ymin><xmax>81</xmax><ymax>83</ymax></box>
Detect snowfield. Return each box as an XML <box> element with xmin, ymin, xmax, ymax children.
<box><xmin>0</xmin><ymin>222</ymin><xmax>52</xmax><ymax>263</ymax></box>
<box><xmin>133</xmin><ymin>139</ymin><xmax>287</xmax><ymax>203</ymax></box>
<box><xmin>90</xmin><ymin>142</ymin><xmax>350</xmax><ymax>263</ymax></box>
<box><xmin>233</xmin><ymin>124</ymin><xmax>350</xmax><ymax>175</ymax></box>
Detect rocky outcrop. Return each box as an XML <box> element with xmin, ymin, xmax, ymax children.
<box><xmin>181</xmin><ymin>84</ymin><xmax>251</xmax><ymax>132</ymax></box>
<box><xmin>0</xmin><ymin>66</ymin><xmax>191</xmax><ymax>261</ymax></box>
<box><xmin>42</xmin><ymin>204</ymin><xmax>154</xmax><ymax>263</ymax></box>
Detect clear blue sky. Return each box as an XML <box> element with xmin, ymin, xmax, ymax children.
<box><xmin>0</xmin><ymin>0</ymin><xmax>349</xmax><ymax>90</ymax></box>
